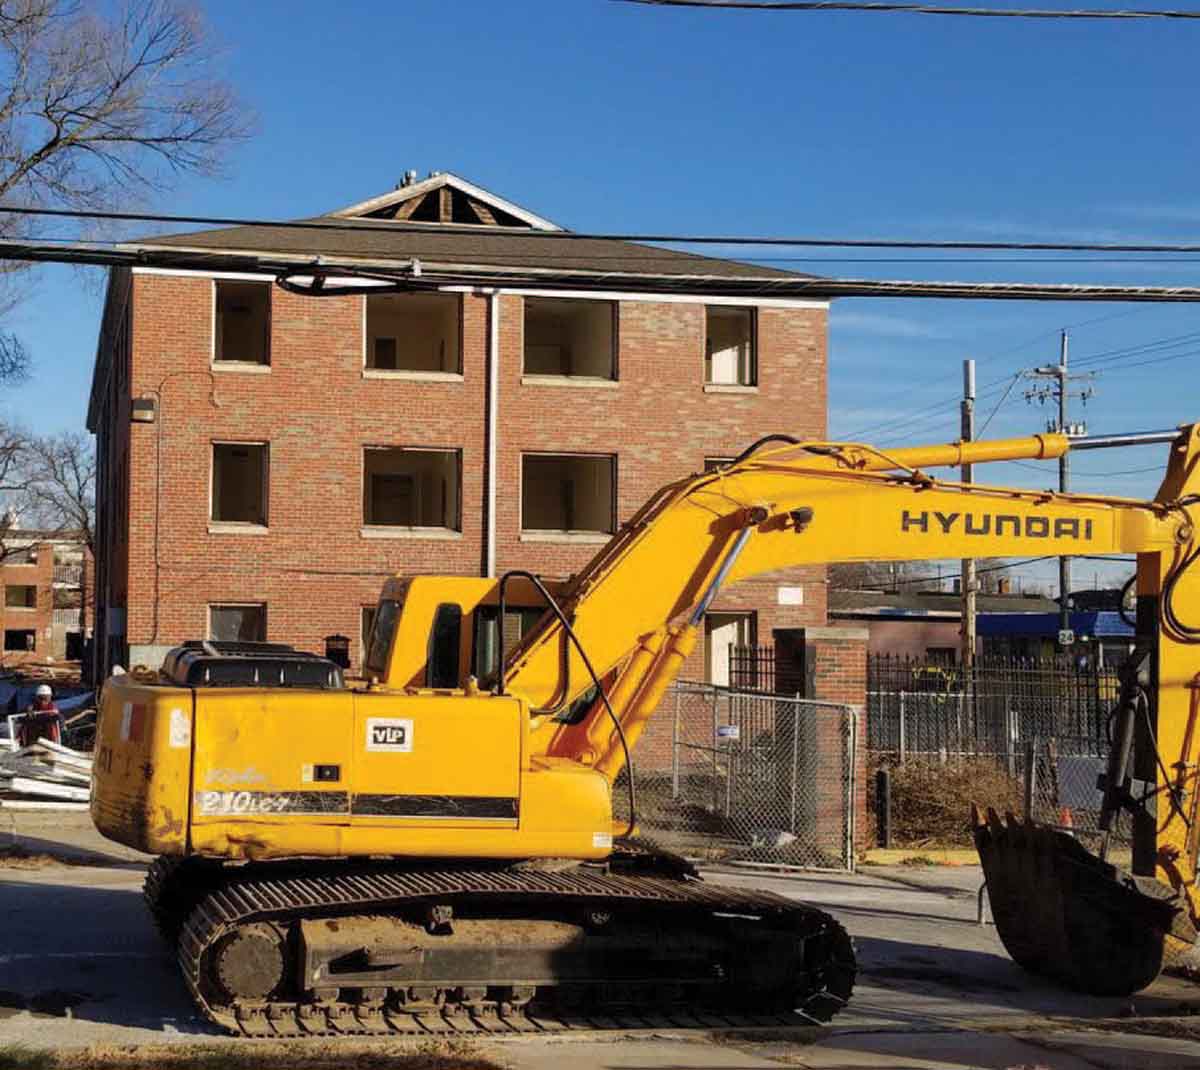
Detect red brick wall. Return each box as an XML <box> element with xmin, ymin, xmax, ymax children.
<box><xmin>805</xmin><ymin>626</ymin><xmax>870</xmax><ymax>854</ymax></box>
<box><xmin>0</xmin><ymin>546</ymin><xmax>53</xmax><ymax>664</ymax></box>
<box><xmin>98</xmin><ymin>276</ymin><xmax>828</xmax><ymax>674</ymax></box>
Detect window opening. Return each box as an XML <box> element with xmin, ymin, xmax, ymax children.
<box><xmin>215</xmin><ymin>281</ymin><xmax>270</xmax><ymax>365</ymax></box>
<box><xmin>521</xmin><ymin>454</ymin><xmax>615</xmax><ymax>533</ymax></box>
<box><xmin>523</xmin><ymin>297</ymin><xmax>616</xmax><ymax>379</ymax></box>
<box><xmin>212</xmin><ymin>443</ymin><xmax>268</xmax><ymax>525</ymax></box>
<box><xmin>705</xmin><ymin>306</ymin><xmax>756</xmax><ymax>386</ymax></box>
<box><xmin>3</xmin><ymin>629</ymin><xmax>35</xmax><ymax>652</ymax></box>
<box><xmin>363</xmin><ymin>448</ymin><xmax>460</xmax><ymax>529</ymax></box>
<box><xmin>4</xmin><ymin>585</ymin><xmax>36</xmax><ymax>609</ymax></box>
<box><xmin>365</xmin><ymin>293</ymin><xmax>461</xmax><ymax>373</ymax></box>
<box><xmin>209</xmin><ymin>604</ymin><xmax>267</xmax><ymax>643</ymax></box>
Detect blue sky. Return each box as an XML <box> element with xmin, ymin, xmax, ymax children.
<box><xmin>4</xmin><ymin>0</ymin><xmax>1199</xmax><ymax>588</ymax></box>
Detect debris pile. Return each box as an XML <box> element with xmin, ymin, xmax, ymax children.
<box><xmin>0</xmin><ymin>738</ymin><xmax>91</xmax><ymax>811</ymax></box>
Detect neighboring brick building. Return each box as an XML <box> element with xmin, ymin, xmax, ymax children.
<box><xmin>1</xmin><ymin>530</ymin><xmax>91</xmax><ymax>666</ymax></box>
<box><xmin>86</xmin><ymin>172</ymin><xmax>840</xmax><ymax>686</ymax></box>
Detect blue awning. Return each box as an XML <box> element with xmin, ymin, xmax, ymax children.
<box><xmin>977</xmin><ymin>611</ymin><xmax>1133</xmax><ymax>639</ymax></box>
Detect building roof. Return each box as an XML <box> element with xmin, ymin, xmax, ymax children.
<box><xmin>829</xmin><ymin>588</ymin><xmax>1060</xmax><ymax>620</ymax></box>
<box><xmin>131</xmin><ymin>170</ymin><xmax>809</xmax><ymax>285</ymax></box>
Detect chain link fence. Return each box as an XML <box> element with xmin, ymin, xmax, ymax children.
<box><xmin>1018</xmin><ymin>735</ymin><xmax>1133</xmax><ymax>859</ymax></box>
<box><xmin>615</xmin><ymin>681</ymin><xmax>859</xmax><ymax>871</ymax></box>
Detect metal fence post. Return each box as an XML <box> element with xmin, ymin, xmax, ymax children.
<box><xmin>789</xmin><ymin>693</ymin><xmax>801</xmax><ymax>833</ymax></box>
<box><xmin>711</xmin><ymin>686</ymin><xmax>721</xmax><ymax>814</ymax></box>
<box><xmin>1024</xmin><ymin>737</ymin><xmax>1037</xmax><ymax>819</ymax></box>
<box><xmin>671</xmin><ymin>686</ymin><xmax>681</xmax><ymax>800</ymax></box>
<box><xmin>875</xmin><ymin>766</ymin><xmax>891</xmax><ymax>849</ymax></box>
<box><xmin>898</xmin><ymin>691</ymin><xmax>907</xmax><ymax>762</ymax></box>
<box><xmin>845</xmin><ymin>708</ymin><xmax>857</xmax><ymax>872</ymax></box>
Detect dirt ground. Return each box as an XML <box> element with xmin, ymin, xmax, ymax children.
<box><xmin>0</xmin><ymin>812</ymin><xmax>1197</xmax><ymax>1070</ymax></box>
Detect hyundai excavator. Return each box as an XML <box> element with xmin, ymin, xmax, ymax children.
<box><xmin>90</xmin><ymin>424</ymin><xmax>1200</xmax><ymax>1035</ymax></box>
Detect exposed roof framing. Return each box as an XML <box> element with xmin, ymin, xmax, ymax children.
<box><xmin>329</xmin><ymin>172</ymin><xmax>562</xmax><ymax>231</ymax></box>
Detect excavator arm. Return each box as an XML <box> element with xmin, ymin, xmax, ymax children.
<box><xmin>500</xmin><ymin>424</ymin><xmax>1200</xmax><ymax>996</ymax></box>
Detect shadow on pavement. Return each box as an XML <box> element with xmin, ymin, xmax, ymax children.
<box><xmin>854</xmin><ymin>934</ymin><xmax>1200</xmax><ymax>1020</ymax></box>
<box><xmin>0</xmin><ymin>875</ymin><xmax>214</xmax><ymax>1035</ymax></box>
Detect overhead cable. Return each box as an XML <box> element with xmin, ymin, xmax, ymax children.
<box><xmin>10</xmin><ymin>202</ymin><xmax>1200</xmax><ymax>255</ymax></box>
<box><xmin>617</xmin><ymin>0</ymin><xmax>1200</xmax><ymax>17</ymax></box>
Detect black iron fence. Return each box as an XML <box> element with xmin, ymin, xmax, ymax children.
<box><xmin>867</xmin><ymin>653</ymin><xmax>1117</xmax><ymax>764</ymax></box>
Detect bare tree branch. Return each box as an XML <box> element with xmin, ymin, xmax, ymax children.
<box><xmin>0</xmin><ymin>0</ymin><xmax>252</xmax><ymax>366</ymax></box>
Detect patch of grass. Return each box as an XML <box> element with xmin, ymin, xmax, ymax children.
<box><xmin>897</xmin><ymin>854</ymin><xmax>938</xmax><ymax>867</ymax></box>
<box><xmin>0</xmin><ymin>1040</ymin><xmax>503</xmax><ymax>1070</ymax></box>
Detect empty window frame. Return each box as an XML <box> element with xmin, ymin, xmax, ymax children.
<box><xmin>523</xmin><ymin>297</ymin><xmax>616</xmax><ymax>379</ymax></box>
<box><xmin>705</xmin><ymin>306</ymin><xmax>756</xmax><ymax>386</ymax></box>
<box><xmin>3</xmin><ymin>629</ymin><xmax>35</xmax><ymax>652</ymax></box>
<box><xmin>522</xmin><ymin>454</ymin><xmax>616</xmax><ymax>534</ymax></box>
<box><xmin>212</xmin><ymin>443</ymin><xmax>269</xmax><ymax>526</ymax></box>
<box><xmin>4</xmin><ymin>585</ymin><xmax>36</xmax><ymax>609</ymax></box>
<box><xmin>363</xmin><ymin>448</ymin><xmax>461</xmax><ymax>530</ymax></box>
<box><xmin>209</xmin><ymin>603</ymin><xmax>267</xmax><ymax>642</ymax></box>
<box><xmin>214</xmin><ymin>281</ymin><xmax>270</xmax><ymax>365</ymax></box>
<box><xmin>365</xmin><ymin>292</ymin><xmax>462</xmax><ymax>373</ymax></box>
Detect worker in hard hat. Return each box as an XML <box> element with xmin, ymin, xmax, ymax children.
<box><xmin>17</xmin><ymin>684</ymin><xmax>63</xmax><ymax>747</ymax></box>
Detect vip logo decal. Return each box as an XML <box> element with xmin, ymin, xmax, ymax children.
<box><xmin>366</xmin><ymin>717</ymin><xmax>414</xmax><ymax>753</ymax></box>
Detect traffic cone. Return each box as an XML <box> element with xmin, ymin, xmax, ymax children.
<box><xmin>1059</xmin><ymin>806</ymin><xmax>1076</xmax><ymax>836</ymax></box>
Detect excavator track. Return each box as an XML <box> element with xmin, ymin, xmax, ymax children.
<box><xmin>149</xmin><ymin>857</ymin><xmax>855</xmax><ymax>1037</ymax></box>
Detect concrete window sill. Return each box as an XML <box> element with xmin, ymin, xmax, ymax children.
<box><xmin>520</xmin><ymin>375</ymin><xmax>618</xmax><ymax>389</ymax></box>
<box><xmin>519</xmin><ymin>531</ymin><xmax>612</xmax><ymax>545</ymax></box>
<box><xmin>208</xmin><ymin>523</ymin><xmax>270</xmax><ymax>535</ymax></box>
<box><xmin>362</xmin><ymin>369</ymin><xmax>464</xmax><ymax>383</ymax></box>
<box><xmin>360</xmin><ymin>527</ymin><xmax>463</xmax><ymax>541</ymax></box>
<box><xmin>703</xmin><ymin>383</ymin><xmax>758</xmax><ymax>395</ymax></box>
<box><xmin>211</xmin><ymin>362</ymin><xmax>271</xmax><ymax>374</ymax></box>
<box><xmin>4</xmin><ymin>605</ymin><xmax>35</xmax><ymax>612</ymax></box>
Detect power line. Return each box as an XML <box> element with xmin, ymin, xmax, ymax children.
<box><xmin>618</xmin><ymin>0</ymin><xmax>1200</xmax><ymax>16</ymax></box>
<box><xmin>11</xmin><ymin>202</ymin><xmax>1200</xmax><ymax>254</ymax></box>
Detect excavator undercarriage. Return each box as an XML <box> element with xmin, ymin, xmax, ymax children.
<box><xmin>145</xmin><ymin>851</ymin><xmax>855</xmax><ymax>1036</ymax></box>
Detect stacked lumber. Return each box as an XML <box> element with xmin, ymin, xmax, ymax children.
<box><xmin>0</xmin><ymin>738</ymin><xmax>92</xmax><ymax>811</ymax></box>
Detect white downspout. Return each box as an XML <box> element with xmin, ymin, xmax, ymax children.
<box><xmin>485</xmin><ymin>289</ymin><xmax>499</xmax><ymax>578</ymax></box>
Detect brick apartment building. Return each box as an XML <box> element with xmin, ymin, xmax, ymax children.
<box><xmin>1</xmin><ymin>529</ymin><xmax>91</xmax><ymax>667</ymax></box>
<box><xmin>86</xmin><ymin>172</ymin><xmax>844</xmax><ymax>690</ymax></box>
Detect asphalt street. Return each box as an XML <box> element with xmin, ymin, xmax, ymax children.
<box><xmin>1</xmin><ymin>813</ymin><xmax>1198</xmax><ymax>1069</ymax></box>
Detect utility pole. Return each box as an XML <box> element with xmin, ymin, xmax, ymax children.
<box><xmin>961</xmin><ymin>358</ymin><xmax>976</xmax><ymax>668</ymax></box>
<box><xmin>1058</xmin><ymin>331</ymin><xmax>1071</xmax><ymax>646</ymax></box>
<box><xmin>1024</xmin><ymin>330</ymin><xmax>1097</xmax><ymax>651</ymax></box>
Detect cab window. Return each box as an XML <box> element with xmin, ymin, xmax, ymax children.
<box><xmin>365</xmin><ymin>598</ymin><xmax>402</xmax><ymax>676</ymax></box>
<box><xmin>426</xmin><ymin>603</ymin><xmax>463</xmax><ymax>688</ymax></box>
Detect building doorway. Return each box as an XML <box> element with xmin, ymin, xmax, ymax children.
<box><xmin>704</xmin><ymin>612</ymin><xmax>756</xmax><ymax>686</ymax></box>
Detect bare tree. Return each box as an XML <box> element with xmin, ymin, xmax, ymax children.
<box><xmin>20</xmin><ymin>429</ymin><xmax>94</xmax><ymax>548</ymax></box>
<box><xmin>0</xmin><ymin>0</ymin><xmax>251</xmax><ymax>372</ymax></box>
<box><xmin>0</xmin><ymin>420</ymin><xmax>32</xmax><ymax>564</ymax></box>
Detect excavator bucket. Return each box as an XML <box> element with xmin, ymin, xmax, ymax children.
<box><xmin>972</xmin><ymin>805</ymin><xmax>1193</xmax><ymax>996</ymax></box>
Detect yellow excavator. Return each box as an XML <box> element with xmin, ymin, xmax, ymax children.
<box><xmin>90</xmin><ymin>424</ymin><xmax>1200</xmax><ymax>1035</ymax></box>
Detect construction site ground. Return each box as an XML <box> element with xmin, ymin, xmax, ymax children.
<box><xmin>1</xmin><ymin>813</ymin><xmax>1198</xmax><ymax>1069</ymax></box>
